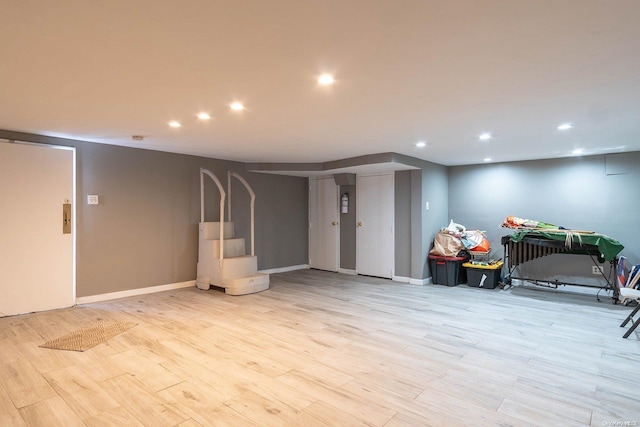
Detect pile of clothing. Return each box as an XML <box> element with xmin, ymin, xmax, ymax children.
<box><xmin>429</xmin><ymin>220</ymin><xmax>490</xmax><ymax>257</ymax></box>
<box><xmin>501</xmin><ymin>215</ymin><xmax>562</xmax><ymax>230</ymax></box>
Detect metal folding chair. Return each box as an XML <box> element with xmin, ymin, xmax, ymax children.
<box><xmin>620</xmin><ymin>287</ymin><xmax>640</xmax><ymax>339</ymax></box>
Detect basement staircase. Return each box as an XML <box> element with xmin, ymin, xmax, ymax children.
<box><xmin>196</xmin><ymin>169</ymin><xmax>269</xmax><ymax>296</ymax></box>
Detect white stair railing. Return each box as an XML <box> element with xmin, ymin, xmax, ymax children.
<box><xmin>200</xmin><ymin>168</ymin><xmax>226</xmax><ymax>264</ymax></box>
<box><xmin>227</xmin><ymin>171</ymin><xmax>256</xmax><ymax>256</ymax></box>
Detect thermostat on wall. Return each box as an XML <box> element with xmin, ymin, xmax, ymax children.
<box><xmin>87</xmin><ymin>195</ymin><xmax>99</xmax><ymax>205</ymax></box>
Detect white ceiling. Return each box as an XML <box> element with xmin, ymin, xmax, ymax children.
<box><xmin>2</xmin><ymin>1</ymin><xmax>639</xmax><ymax>166</ymax></box>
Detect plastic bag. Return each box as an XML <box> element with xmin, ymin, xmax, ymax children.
<box><xmin>471</xmin><ymin>237</ymin><xmax>490</xmax><ymax>252</ymax></box>
<box><xmin>446</xmin><ymin>219</ymin><xmax>466</xmax><ymax>235</ymax></box>
<box><xmin>430</xmin><ymin>231</ymin><xmax>465</xmax><ymax>257</ymax></box>
<box><xmin>461</xmin><ymin>230</ymin><xmax>484</xmax><ymax>249</ymax></box>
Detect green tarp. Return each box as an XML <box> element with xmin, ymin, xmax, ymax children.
<box><xmin>508</xmin><ymin>230</ymin><xmax>624</xmax><ymax>262</ymax></box>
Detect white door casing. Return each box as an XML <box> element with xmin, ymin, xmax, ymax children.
<box><xmin>309</xmin><ymin>177</ymin><xmax>339</xmax><ymax>272</ymax></box>
<box><xmin>356</xmin><ymin>173</ymin><xmax>394</xmax><ymax>278</ymax></box>
<box><xmin>0</xmin><ymin>140</ymin><xmax>75</xmax><ymax>317</ymax></box>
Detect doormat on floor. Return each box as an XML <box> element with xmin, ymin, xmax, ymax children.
<box><xmin>39</xmin><ymin>321</ymin><xmax>136</xmax><ymax>352</ymax></box>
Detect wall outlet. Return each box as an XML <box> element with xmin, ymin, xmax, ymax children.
<box><xmin>592</xmin><ymin>265</ymin><xmax>604</xmax><ymax>275</ymax></box>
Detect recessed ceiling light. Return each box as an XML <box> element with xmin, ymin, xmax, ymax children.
<box><xmin>230</xmin><ymin>102</ymin><xmax>245</xmax><ymax>111</ymax></box>
<box><xmin>558</xmin><ymin>123</ymin><xmax>574</xmax><ymax>130</ymax></box>
<box><xmin>479</xmin><ymin>133</ymin><xmax>492</xmax><ymax>141</ymax></box>
<box><xmin>483</xmin><ymin>157</ymin><xmax>492</xmax><ymax>162</ymax></box>
<box><xmin>318</xmin><ymin>73</ymin><xmax>335</xmax><ymax>85</ymax></box>
<box><xmin>415</xmin><ymin>141</ymin><xmax>427</xmax><ymax>148</ymax></box>
<box><xmin>572</xmin><ymin>148</ymin><xmax>583</xmax><ymax>155</ymax></box>
<box><xmin>168</xmin><ymin>120</ymin><xmax>181</xmax><ymax>128</ymax></box>
<box><xmin>197</xmin><ymin>112</ymin><xmax>211</xmax><ymax>120</ymax></box>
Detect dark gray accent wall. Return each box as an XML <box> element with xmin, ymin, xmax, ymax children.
<box><xmin>243</xmin><ymin>173</ymin><xmax>309</xmax><ymax>270</ymax></box>
<box><xmin>0</xmin><ymin>130</ymin><xmax>308</xmax><ymax>297</ymax></box>
<box><xmin>339</xmin><ymin>185</ymin><xmax>356</xmax><ymax>270</ymax></box>
<box><xmin>420</xmin><ymin>164</ymin><xmax>449</xmax><ymax>279</ymax></box>
<box><xmin>394</xmin><ymin>171</ymin><xmax>411</xmax><ymax>277</ymax></box>
<box><xmin>395</xmin><ymin>163</ymin><xmax>448</xmax><ymax>280</ymax></box>
<box><xmin>448</xmin><ymin>153</ymin><xmax>640</xmax><ymax>283</ymax></box>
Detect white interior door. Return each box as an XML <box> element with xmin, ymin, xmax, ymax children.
<box><xmin>0</xmin><ymin>141</ymin><xmax>75</xmax><ymax>317</ymax></box>
<box><xmin>356</xmin><ymin>174</ymin><xmax>394</xmax><ymax>278</ymax></box>
<box><xmin>309</xmin><ymin>177</ymin><xmax>339</xmax><ymax>271</ymax></box>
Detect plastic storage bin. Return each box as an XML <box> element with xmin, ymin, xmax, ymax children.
<box><xmin>470</xmin><ymin>251</ymin><xmax>490</xmax><ymax>262</ymax></box>
<box><xmin>463</xmin><ymin>261</ymin><xmax>504</xmax><ymax>289</ymax></box>
<box><xmin>428</xmin><ymin>255</ymin><xmax>467</xmax><ymax>286</ymax></box>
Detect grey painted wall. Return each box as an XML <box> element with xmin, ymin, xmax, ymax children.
<box><xmin>394</xmin><ymin>171</ymin><xmax>411</xmax><ymax>277</ymax></box>
<box><xmin>448</xmin><ymin>153</ymin><xmax>640</xmax><ymax>284</ymax></box>
<box><xmin>339</xmin><ymin>184</ymin><xmax>356</xmax><ymax>270</ymax></box>
<box><xmin>0</xmin><ymin>130</ymin><xmax>308</xmax><ymax>297</ymax></box>
<box><xmin>420</xmin><ymin>164</ymin><xmax>449</xmax><ymax>279</ymax></box>
<box><xmin>248</xmin><ymin>173</ymin><xmax>308</xmax><ymax>270</ymax></box>
<box><xmin>394</xmin><ymin>163</ymin><xmax>448</xmax><ymax>281</ymax></box>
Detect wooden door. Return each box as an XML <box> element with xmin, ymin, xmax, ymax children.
<box><xmin>0</xmin><ymin>140</ymin><xmax>75</xmax><ymax>316</ymax></box>
<box><xmin>309</xmin><ymin>177</ymin><xmax>339</xmax><ymax>271</ymax></box>
<box><xmin>356</xmin><ymin>174</ymin><xmax>394</xmax><ymax>278</ymax></box>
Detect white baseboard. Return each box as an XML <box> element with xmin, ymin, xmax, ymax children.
<box><xmin>393</xmin><ymin>275</ymin><xmax>431</xmax><ymax>285</ymax></box>
<box><xmin>76</xmin><ymin>280</ymin><xmax>196</xmax><ymax>304</ymax></box>
<box><xmin>338</xmin><ymin>268</ymin><xmax>358</xmax><ymax>275</ymax></box>
<box><xmin>259</xmin><ymin>264</ymin><xmax>310</xmax><ymax>275</ymax></box>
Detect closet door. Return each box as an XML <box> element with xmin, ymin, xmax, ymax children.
<box><xmin>0</xmin><ymin>141</ymin><xmax>75</xmax><ymax>316</ymax></box>
<box><xmin>309</xmin><ymin>177</ymin><xmax>339</xmax><ymax>272</ymax></box>
<box><xmin>356</xmin><ymin>174</ymin><xmax>394</xmax><ymax>278</ymax></box>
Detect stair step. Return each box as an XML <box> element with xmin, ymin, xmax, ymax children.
<box><xmin>200</xmin><ymin>222</ymin><xmax>235</xmax><ymax>240</ymax></box>
<box><xmin>224</xmin><ymin>273</ymin><xmax>270</xmax><ymax>296</ymax></box>
<box><xmin>221</xmin><ymin>255</ymin><xmax>258</xmax><ymax>279</ymax></box>
<box><xmin>199</xmin><ymin>238</ymin><xmax>246</xmax><ymax>259</ymax></box>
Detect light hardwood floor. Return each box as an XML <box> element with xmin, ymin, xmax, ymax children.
<box><xmin>1</xmin><ymin>269</ymin><xmax>639</xmax><ymax>426</ymax></box>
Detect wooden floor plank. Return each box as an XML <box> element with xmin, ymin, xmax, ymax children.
<box><xmin>0</xmin><ymin>358</ymin><xmax>58</xmax><ymax>409</ymax></box>
<box><xmin>177</xmin><ymin>404</ymin><xmax>261</xmax><ymax>427</ymax></box>
<box><xmin>99</xmin><ymin>374</ymin><xmax>189</xmax><ymax>427</ymax></box>
<box><xmin>18</xmin><ymin>396</ymin><xmax>85</xmax><ymax>427</ymax></box>
<box><xmin>0</xmin><ymin>385</ymin><xmax>27</xmax><ymax>427</ymax></box>
<box><xmin>43</xmin><ymin>365</ymin><xmax>120</xmax><ymax>420</ymax></box>
<box><xmin>82</xmin><ymin>406</ymin><xmax>145</xmax><ymax>427</ymax></box>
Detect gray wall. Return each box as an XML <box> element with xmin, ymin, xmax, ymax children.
<box><xmin>339</xmin><ymin>184</ymin><xmax>356</xmax><ymax>270</ymax></box>
<box><xmin>249</xmin><ymin>174</ymin><xmax>308</xmax><ymax>270</ymax></box>
<box><xmin>420</xmin><ymin>164</ymin><xmax>449</xmax><ymax>279</ymax></box>
<box><xmin>0</xmin><ymin>130</ymin><xmax>308</xmax><ymax>297</ymax></box>
<box><xmin>394</xmin><ymin>172</ymin><xmax>412</xmax><ymax>277</ymax></box>
<box><xmin>394</xmin><ymin>163</ymin><xmax>449</xmax><ymax>281</ymax></box>
<box><xmin>448</xmin><ymin>153</ymin><xmax>640</xmax><ymax>284</ymax></box>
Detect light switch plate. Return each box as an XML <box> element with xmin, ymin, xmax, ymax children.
<box><xmin>87</xmin><ymin>195</ymin><xmax>99</xmax><ymax>205</ymax></box>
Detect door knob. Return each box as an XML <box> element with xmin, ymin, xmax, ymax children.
<box><xmin>331</xmin><ymin>221</ymin><xmax>338</xmax><ymax>226</ymax></box>
<box><xmin>357</xmin><ymin>221</ymin><xmax>363</xmax><ymax>227</ymax></box>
